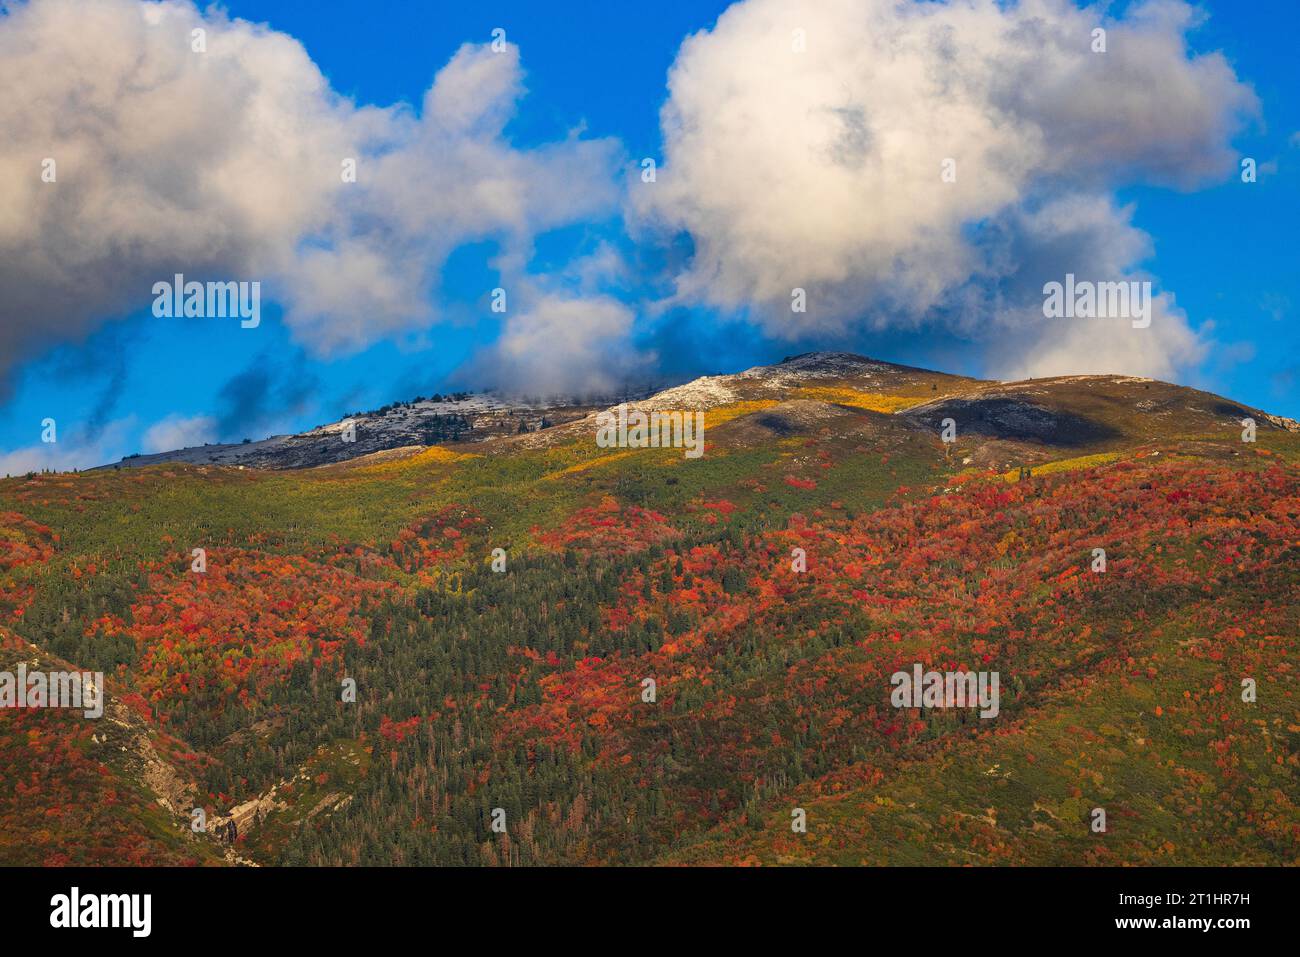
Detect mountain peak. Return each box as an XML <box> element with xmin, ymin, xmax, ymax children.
<box><xmin>736</xmin><ymin>352</ymin><xmax>894</xmax><ymax>382</ymax></box>
<box><xmin>736</xmin><ymin>351</ymin><xmax>956</xmax><ymax>385</ymax></box>
<box><xmin>778</xmin><ymin>350</ymin><xmax>877</xmax><ymax>366</ymax></box>
<box><xmin>773</xmin><ymin>351</ymin><xmax>891</xmax><ymax>372</ymax></box>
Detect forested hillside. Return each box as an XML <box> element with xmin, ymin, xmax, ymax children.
<box><xmin>2</xmin><ymin>355</ymin><xmax>1296</xmax><ymax>865</ymax></box>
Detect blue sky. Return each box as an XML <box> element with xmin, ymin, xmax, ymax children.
<box><xmin>0</xmin><ymin>0</ymin><xmax>1296</xmax><ymax>473</ymax></box>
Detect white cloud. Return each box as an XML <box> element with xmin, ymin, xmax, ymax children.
<box><xmin>142</xmin><ymin>413</ymin><xmax>217</xmax><ymax>453</ymax></box>
<box><xmin>999</xmin><ymin>292</ymin><xmax>1208</xmax><ymax>381</ymax></box>
<box><xmin>0</xmin><ymin>0</ymin><xmax>622</xmax><ymax>390</ymax></box>
<box><xmin>978</xmin><ymin>192</ymin><xmax>1210</xmax><ymax>379</ymax></box>
<box><xmin>0</xmin><ymin>0</ymin><xmax>1265</xmax><ymax>400</ymax></box>
<box><xmin>0</xmin><ymin>411</ymin><xmax>221</xmax><ymax>472</ymax></box>
<box><xmin>635</xmin><ymin>0</ymin><xmax>1258</xmax><ymax>377</ymax></box>
<box><xmin>477</xmin><ymin>292</ymin><xmax>647</xmax><ymax>399</ymax></box>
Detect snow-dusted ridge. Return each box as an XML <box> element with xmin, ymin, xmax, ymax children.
<box><xmin>88</xmin><ymin>352</ymin><xmax>1298</xmax><ymax>472</ymax></box>
<box><xmin>94</xmin><ymin>391</ymin><xmax>606</xmax><ymax>472</ymax></box>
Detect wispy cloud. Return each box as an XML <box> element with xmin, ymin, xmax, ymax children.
<box><xmin>0</xmin><ymin>416</ymin><xmax>137</xmax><ymax>476</ymax></box>
<box><xmin>142</xmin><ymin>413</ymin><xmax>217</xmax><ymax>454</ymax></box>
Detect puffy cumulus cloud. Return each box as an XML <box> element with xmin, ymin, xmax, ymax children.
<box><xmin>473</xmin><ymin>290</ymin><xmax>649</xmax><ymax>400</ymax></box>
<box><xmin>999</xmin><ymin>289</ymin><xmax>1208</xmax><ymax>381</ymax></box>
<box><xmin>463</xmin><ymin>242</ymin><xmax>655</xmax><ymax>398</ymax></box>
<box><xmin>973</xmin><ymin>192</ymin><xmax>1209</xmax><ymax>379</ymax></box>
<box><xmin>635</xmin><ymin>0</ymin><xmax>1258</xmax><ymax>377</ymax></box>
<box><xmin>0</xmin><ymin>0</ymin><xmax>621</xmax><ymax>392</ymax></box>
<box><xmin>141</xmin><ymin>413</ymin><xmax>217</xmax><ymax>453</ymax></box>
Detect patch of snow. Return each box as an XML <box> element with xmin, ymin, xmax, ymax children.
<box><xmin>620</xmin><ymin>376</ymin><xmax>739</xmax><ymax>411</ymax></box>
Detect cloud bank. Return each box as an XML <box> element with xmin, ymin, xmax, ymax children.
<box><xmin>0</xmin><ymin>0</ymin><xmax>1264</xmax><ymax>412</ymax></box>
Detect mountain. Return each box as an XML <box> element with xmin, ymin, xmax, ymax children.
<box><xmin>96</xmin><ymin>351</ymin><xmax>1298</xmax><ymax>471</ymax></box>
<box><xmin>3</xmin><ymin>352</ymin><xmax>1298</xmax><ymax>866</ymax></box>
